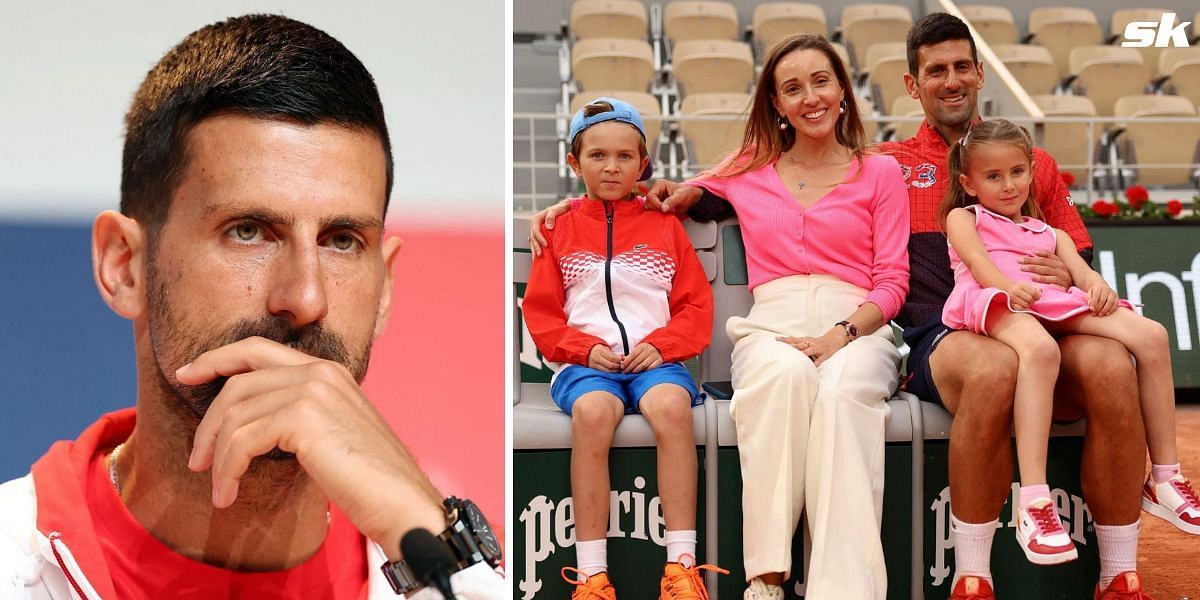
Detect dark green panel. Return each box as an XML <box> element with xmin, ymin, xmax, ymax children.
<box><xmin>714</xmin><ymin>443</ymin><xmax>914</xmax><ymax>600</ymax></box>
<box><xmin>921</xmin><ymin>437</ymin><xmax>1099</xmax><ymax>599</ymax></box>
<box><xmin>721</xmin><ymin>225</ymin><xmax>748</xmax><ymax>286</ymax></box>
<box><xmin>1088</xmin><ymin>223</ymin><xmax>1200</xmax><ymax>388</ymax></box>
<box><xmin>514</xmin><ymin>448</ymin><xmax>708</xmax><ymax>600</ymax></box>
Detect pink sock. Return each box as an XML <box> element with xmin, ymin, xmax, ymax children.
<box><xmin>1151</xmin><ymin>463</ymin><xmax>1181</xmax><ymax>484</ymax></box>
<box><xmin>1096</xmin><ymin>521</ymin><xmax>1139</xmax><ymax>589</ymax></box>
<box><xmin>1019</xmin><ymin>484</ymin><xmax>1052</xmax><ymax>508</ymax></box>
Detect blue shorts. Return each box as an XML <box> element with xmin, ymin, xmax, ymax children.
<box><xmin>902</xmin><ymin>314</ymin><xmax>955</xmax><ymax>409</ymax></box>
<box><xmin>551</xmin><ymin>362</ymin><xmax>702</xmax><ymax>415</ymax></box>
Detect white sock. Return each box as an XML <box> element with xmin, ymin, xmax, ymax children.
<box><xmin>664</xmin><ymin>529</ymin><xmax>697</xmax><ymax>564</ymax></box>
<box><xmin>1096</xmin><ymin>521</ymin><xmax>1139</xmax><ymax>589</ymax></box>
<box><xmin>950</xmin><ymin>513</ymin><xmax>997</xmax><ymax>587</ymax></box>
<box><xmin>576</xmin><ymin>538</ymin><xmax>608</xmax><ymax>576</ymax></box>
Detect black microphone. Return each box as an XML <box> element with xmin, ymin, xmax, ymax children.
<box><xmin>400</xmin><ymin>528</ymin><xmax>457</xmax><ymax>600</ymax></box>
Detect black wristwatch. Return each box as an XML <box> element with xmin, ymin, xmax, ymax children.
<box><xmin>836</xmin><ymin>320</ymin><xmax>860</xmax><ymax>341</ymax></box>
<box><xmin>381</xmin><ymin>497</ymin><xmax>502</xmax><ymax>595</ymax></box>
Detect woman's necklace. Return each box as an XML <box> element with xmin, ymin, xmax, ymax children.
<box><xmin>785</xmin><ymin>152</ymin><xmax>808</xmax><ymax>190</ymax></box>
<box><xmin>107</xmin><ymin>442</ymin><xmax>332</xmax><ymax>524</ymax></box>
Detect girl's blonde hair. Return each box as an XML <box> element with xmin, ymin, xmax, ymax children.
<box><xmin>938</xmin><ymin>119</ymin><xmax>1044</xmax><ymax>230</ymax></box>
<box><xmin>713</xmin><ymin>34</ymin><xmax>866</xmax><ymax>177</ymax></box>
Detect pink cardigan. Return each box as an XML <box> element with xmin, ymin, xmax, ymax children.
<box><xmin>690</xmin><ymin>153</ymin><xmax>910</xmax><ymax>321</ymax></box>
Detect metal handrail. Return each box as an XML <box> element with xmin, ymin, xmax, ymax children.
<box><xmin>513</xmin><ymin>112</ymin><xmax>1200</xmax><ymax>211</ymax></box>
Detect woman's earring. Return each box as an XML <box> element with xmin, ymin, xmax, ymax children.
<box><xmin>839</xmin><ymin>99</ymin><xmax>847</xmax><ymax>114</ymax></box>
<box><xmin>778</xmin><ymin>115</ymin><xmax>788</xmax><ymax>130</ymax></box>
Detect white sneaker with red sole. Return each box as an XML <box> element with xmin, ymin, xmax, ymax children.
<box><xmin>1015</xmin><ymin>498</ymin><xmax>1078</xmax><ymax>565</ymax></box>
<box><xmin>1141</xmin><ymin>475</ymin><xmax>1200</xmax><ymax>534</ymax></box>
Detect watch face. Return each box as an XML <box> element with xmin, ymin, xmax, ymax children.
<box><xmin>464</xmin><ymin>502</ymin><xmax>502</xmax><ymax>564</ymax></box>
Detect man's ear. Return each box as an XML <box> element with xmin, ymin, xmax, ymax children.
<box><xmin>903</xmin><ymin>72</ymin><xmax>919</xmax><ymax>100</ymax></box>
<box><xmin>373</xmin><ymin>234</ymin><xmax>404</xmax><ymax>339</ymax></box>
<box><xmin>92</xmin><ymin>210</ymin><xmax>148</xmax><ymax>320</ymax></box>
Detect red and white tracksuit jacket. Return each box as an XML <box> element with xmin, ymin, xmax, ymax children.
<box><xmin>0</xmin><ymin>409</ymin><xmax>504</xmax><ymax>599</ymax></box>
<box><xmin>523</xmin><ymin>196</ymin><xmax>713</xmax><ymax>371</ymax></box>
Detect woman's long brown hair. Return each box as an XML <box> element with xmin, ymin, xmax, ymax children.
<box><xmin>713</xmin><ymin>33</ymin><xmax>866</xmax><ymax>177</ymax></box>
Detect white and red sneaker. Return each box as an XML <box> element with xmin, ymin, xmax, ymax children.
<box><xmin>1015</xmin><ymin>498</ymin><xmax>1078</xmax><ymax>565</ymax></box>
<box><xmin>1141</xmin><ymin>474</ymin><xmax>1200</xmax><ymax>534</ymax></box>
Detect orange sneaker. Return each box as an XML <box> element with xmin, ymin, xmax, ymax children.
<box><xmin>949</xmin><ymin>576</ymin><xmax>995</xmax><ymax>599</ymax></box>
<box><xmin>659</xmin><ymin>556</ymin><xmax>729</xmax><ymax>600</ymax></box>
<box><xmin>562</xmin><ymin>567</ymin><xmax>617</xmax><ymax>600</ymax></box>
<box><xmin>1095</xmin><ymin>571</ymin><xmax>1154</xmax><ymax>599</ymax></box>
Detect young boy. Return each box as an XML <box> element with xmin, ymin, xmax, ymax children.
<box><xmin>522</xmin><ymin>98</ymin><xmax>719</xmax><ymax>599</ymax></box>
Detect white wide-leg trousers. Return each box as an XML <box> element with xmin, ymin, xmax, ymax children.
<box><xmin>728</xmin><ymin>274</ymin><xmax>899</xmax><ymax>599</ymax></box>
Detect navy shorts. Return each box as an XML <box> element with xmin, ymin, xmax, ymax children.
<box><xmin>903</xmin><ymin>314</ymin><xmax>956</xmax><ymax>408</ymax></box>
<box><xmin>551</xmin><ymin>362</ymin><xmax>702</xmax><ymax>415</ymax></box>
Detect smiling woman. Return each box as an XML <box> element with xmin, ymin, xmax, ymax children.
<box><xmin>0</xmin><ymin>5</ymin><xmax>504</xmax><ymax>598</ymax></box>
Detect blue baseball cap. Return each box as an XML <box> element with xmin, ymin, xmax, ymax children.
<box><xmin>568</xmin><ymin>97</ymin><xmax>654</xmax><ymax>181</ymax></box>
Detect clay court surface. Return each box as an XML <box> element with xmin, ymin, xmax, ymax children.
<box><xmin>1138</xmin><ymin>403</ymin><xmax>1200</xmax><ymax>598</ymax></box>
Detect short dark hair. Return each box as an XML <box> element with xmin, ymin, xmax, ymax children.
<box><xmin>120</xmin><ymin>14</ymin><xmax>392</xmax><ymax>239</ymax></box>
<box><xmin>568</xmin><ymin>100</ymin><xmax>649</xmax><ymax>159</ymax></box>
<box><xmin>906</xmin><ymin>13</ymin><xmax>978</xmax><ymax>78</ymax></box>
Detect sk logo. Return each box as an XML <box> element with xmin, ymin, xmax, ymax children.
<box><xmin>1122</xmin><ymin>13</ymin><xmax>1192</xmax><ymax>48</ymax></box>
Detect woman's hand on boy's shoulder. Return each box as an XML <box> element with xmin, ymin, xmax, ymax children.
<box><xmin>645</xmin><ymin>180</ymin><xmax>701</xmax><ymax>215</ymax></box>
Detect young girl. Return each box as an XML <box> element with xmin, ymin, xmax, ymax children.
<box><xmin>939</xmin><ymin>119</ymin><xmax>1199</xmax><ymax>566</ymax></box>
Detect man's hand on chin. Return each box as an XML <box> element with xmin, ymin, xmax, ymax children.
<box><xmin>177</xmin><ymin>336</ymin><xmax>446</xmax><ymax>560</ymax></box>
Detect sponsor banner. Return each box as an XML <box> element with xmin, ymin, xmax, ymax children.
<box><xmin>1091</xmin><ymin>225</ymin><xmax>1200</xmax><ymax>387</ymax></box>
<box><xmin>515</xmin><ymin>449</ymin><xmax>707</xmax><ymax>599</ymax></box>
<box><xmin>922</xmin><ymin>438</ymin><xmax>1099</xmax><ymax>599</ymax></box>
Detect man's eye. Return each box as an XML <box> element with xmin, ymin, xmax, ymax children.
<box><xmin>231</xmin><ymin>222</ymin><xmax>261</xmax><ymax>242</ymax></box>
<box><xmin>330</xmin><ymin>234</ymin><xmax>359</xmax><ymax>251</ymax></box>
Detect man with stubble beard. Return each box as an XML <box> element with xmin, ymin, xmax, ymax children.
<box><xmin>0</xmin><ymin>15</ymin><xmax>502</xmax><ymax>599</ymax></box>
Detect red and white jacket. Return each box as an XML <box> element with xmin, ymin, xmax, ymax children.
<box><xmin>0</xmin><ymin>409</ymin><xmax>504</xmax><ymax>599</ymax></box>
<box><xmin>523</xmin><ymin>196</ymin><xmax>713</xmax><ymax>369</ymax></box>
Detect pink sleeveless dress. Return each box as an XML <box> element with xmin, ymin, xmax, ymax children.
<box><xmin>942</xmin><ymin>205</ymin><xmax>1132</xmax><ymax>335</ymax></box>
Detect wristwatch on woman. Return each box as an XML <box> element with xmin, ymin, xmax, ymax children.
<box><xmin>836</xmin><ymin>320</ymin><xmax>860</xmax><ymax>341</ymax></box>
<box><xmin>380</xmin><ymin>496</ymin><xmax>503</xmax><ymax>595</ymax></box>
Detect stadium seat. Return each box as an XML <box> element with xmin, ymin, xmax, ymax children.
<box><xmin>959</xmin><ymin>5</ymin><xmax>1019</xmax><ymax>45</ymax></box>
<box><xmin>858</xmin><ymin>97</ymin><xmax>879</xmax><ymax>142</ymax></box>
<box><xmin>752</xmin><ymin>3</ymin><xmax>828</xmax><ymax>56</ymax></box>
<box><xmin>1158</xmin><ymin>48</ymin><xmax>1200</xmax><ymax>108</ymax></box>
<box><xmin>1067</xmin><ymin>46</ymin><xmax>1150</xmax><ymax>116</ymax></box>
<box><xmin>839</xmin><ymin>4</ymin><xmax>913</xmax><ymax>71</ymax></box>
<box><xmin>664</xmin><ymin>0</ymin><xmax>740</xmax><ymax>43</ymax></box>
<box><xmin>889</xmin><ymin>96</ymin><xmax>924</xmax><ymax>141</ymax></box>
<box><xmin>1112</xmin><ymin>94</ymin><xmax>1200</xmax><ymax>187</ymax></box>
<box><xmin>1026</xmin><ymin>7</ymin><xmax>1103</xmax><ymax>78</ymax></box>
<box><xmin>1108</xmin><ymin>8</ymin><xmax>1174</xmax><ymax>77</ymax></box>
<box><xmin>832</xmin><ymin>42</ymin><xmax>853</xmax><ymax>77</ymax></box>
<box><xmin>569</xmin><ymin>91</ymin><xmax>663</xmax><ymax>154</ymax></box>
<box><xmin>679</xmin><ymin>92</ymin><xmax>751</xmax><ymax>171</ymax></box>
<box><xmin>1031</xmin><ymin>94</ymin><xmax>1100</xmax><ymax>185</ymax></box>
<box><xmin>570</xmin><ymin>0</ymin><xmax>648</xmax><ymax>40</ymax></box>
<box><xmin>571</xmin><ymin>37</ymin><xmax>655</xmax><ymax>92</ymax></box>
<box><xmin>992</xmin><ymin>43</ymin><xmax>1059</xmax><ymax>95</ymax></box>
<box><xmin>672</xmin><ymin>39</ymin><xmax>755</xmax><ymax>95</ymax></box>
<box><xmin>863</xmin><ymin>42</ymin><xmax>908</xmax><ymax>114</ymax></box>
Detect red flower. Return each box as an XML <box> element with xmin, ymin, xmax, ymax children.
<box><xmin>1126</xmin><ymin>185</ymin><xmax>1149</xmax><ymax>209</ymax></box>
<box><xmin>1091</xmin><ymin>200</ymin><xmax>1118</xmax><ymax>217</ymax></box>
<box><xmin>1060</xmin><ymin>172</ymin><xmax>1076</xmax><ymax>187</ymax></box>
<box><xmin>1167</xmin><ymin>199</ymin><xmax>1183</xmax><ymax>217</ymax></box>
